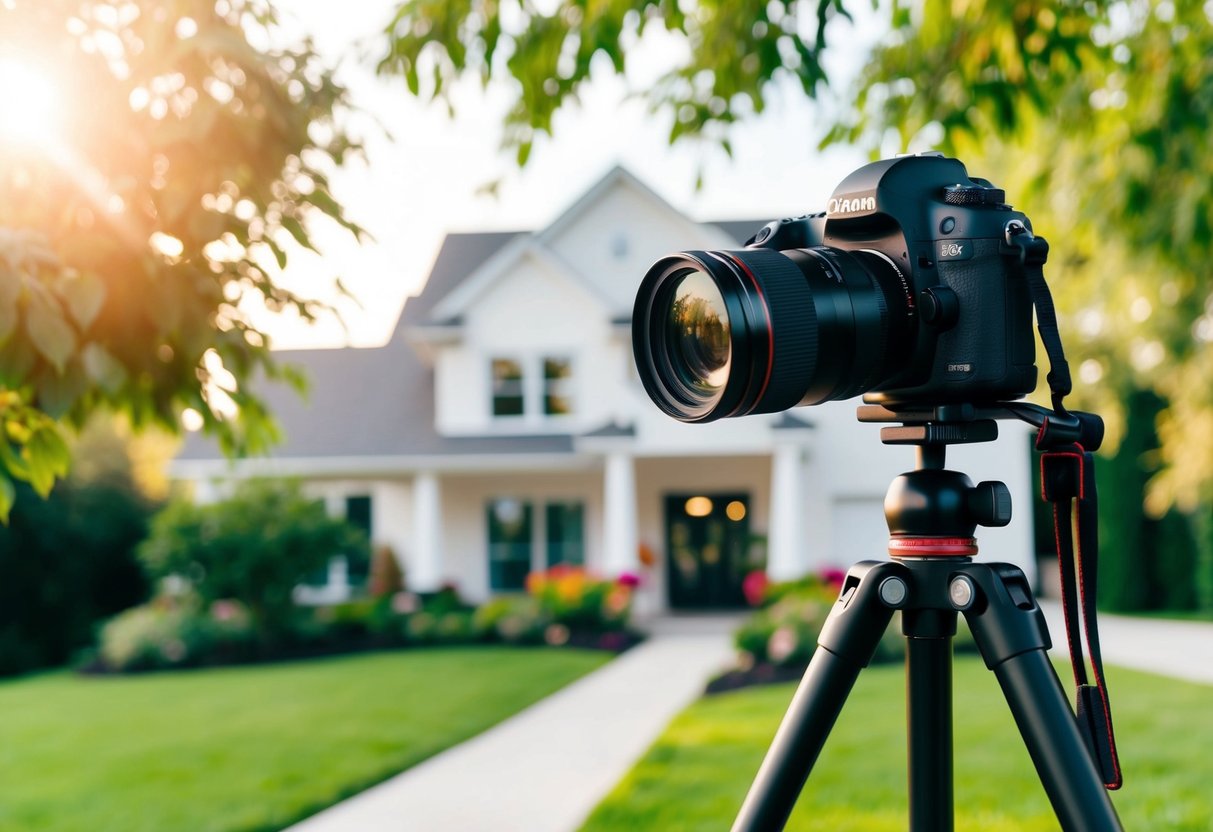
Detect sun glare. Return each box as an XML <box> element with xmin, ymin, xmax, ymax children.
<box><xmin>0</xmin><ymin>56</ymin><xmax>64</xmax><ymax>147</ymax></box>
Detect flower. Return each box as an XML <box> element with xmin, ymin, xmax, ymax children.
<box><xmin>767</xmin><ymin>625</ymin><xmax>799</xmax><ymax>664</ymax></box>
<box><xmin>391</xmin><ymin>591</ymin><xmax>420</xmax><ymax>615</ymax></box>
<box><xmin>742</xmin><ymin>570</ymin><xmax>769</xmax><ymax>607</ymax></box>
<box><xmin>544</xmin><ymin>623</ymin><xmax>571</xmax><ymax>646</ymax></box>
<box><xmin>617</xmin><ymin>572</ymin><xmax>641</xmax><ymax>588</ymax></box>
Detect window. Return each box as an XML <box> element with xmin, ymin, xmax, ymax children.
<box><xmin>344</xmin><ymin>495</ymin><xmax>372</xmax><ymax>584</ymax></box>
<box><xmin>491</xmin><ymin>358</ymin><xmax>525</xmax><ymax>417</ymax></box>
<box><xmin>489</xmin><ymin>356</ymin><xmax>575</xmax><ymax>419</ymax></box>
<box><xmin>545</xmin><ymin>501</ymin><xmax>585</xmax><ymax>567</ymax></box>
<box><xmin>487</xmin><ymin>499</ymin><xmax>533</xmax><ymax>591</ymax></box>
<box><xmin>486</xmin><ymin>498</ymin><xmax>586</xmax><ymax>590</ymax></box>
<box><xmin>543</xmin><ymin>357</ymin><xmax>573</xmax><ymax>416</ymax></box>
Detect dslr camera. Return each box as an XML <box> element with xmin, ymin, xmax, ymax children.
<box><xmin>632</xmin><ymin>153</ymin><xmax>1041</xmax><ymax>422</ymax></box>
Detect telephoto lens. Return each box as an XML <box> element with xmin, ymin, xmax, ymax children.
<box><xmin>632</xmin><ymin>245</ymin><xmax>915</xmax><ymax>422</ymax></box>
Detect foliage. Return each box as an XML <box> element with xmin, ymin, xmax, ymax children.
<box><xmin>0</xmin><ymin>447</ymin><xmax>151</xmax><ymax>677</ymax></box>
<box><xmin>0</xmin><ymin>0</ymin><xmax>363</xmax><ymax>519</ymax></box>
<box><xmin>138</xmin><ymin>479</ymin><xmax>367</xmax><ymax>637</ymax></box>
<box><xmin>0</xmin><ymin>648</ymin><xmax>610</xmax><ymax>832</ymax></box>
<box><xmin>582</xmin><ymin>660</ymin><xmax>1213</xmax><ymax>831</ymax></box>
<box><xmin>98</xmin><ymin>593</ymin><xmax>257</xmax><ymax>671</ymax></box>
<box><xmin>379</xmin><ymin>0</ymin><xmax>849</xmax><ymax>167</ymax></box>
<box><xmin>525</xmin><ymin>564</ymin><xmax>634</xmax><ymax>631</ymax></box>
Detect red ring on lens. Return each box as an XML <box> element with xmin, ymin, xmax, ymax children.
<box><xmin>718</xmin><ymin>252</ymin><xmax>775</xmax><ymax>415</ymax></box>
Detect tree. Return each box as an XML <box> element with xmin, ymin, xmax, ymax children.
<box><xmin>138</xmin><ymin>479</ymin><xmax>367</xmax><ymax>637</ymax></box>
<box><xmin>382</xmin><ymin>0</ymin><xmax>1213</xmax><ymax>608</ymax></box>
<box><xmin>0</xmin><ymin>422</ymin><xmax>153</xmax><ymax>676</ymax></box>
<box><xmin>0</xmin><ymin>0</ymin><xmax>363</xmax><ymax>520</ymax></box>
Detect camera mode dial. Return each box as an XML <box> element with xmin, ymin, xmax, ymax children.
<box><xmin>943</xmin><ymin>184</ymin><xmax>1006</xmax><ymax>207</ymax></box>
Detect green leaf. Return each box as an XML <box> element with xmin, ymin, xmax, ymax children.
<box><xmin>279</xmin><ymin>216</ymin><xmax>319</xmax><ymax>254</ymax></box>
<box><xmin>81</xmin><ymin>342</ymin><xmax>128</xmax><ymax>391</ymax></box>
<box><xmin>0</xmin><ymin>473</ymin><xmax>13</xmax><ymax>524</ymax></box>
<box><xmin>25</xmin><ymin>292</ymin><xmax>76</xmax><ymax>374</ymax></box>
<box><xmin>58</xmin><ymin>272</ymin><xmax>107</xmax><ymax>329</ymax></box>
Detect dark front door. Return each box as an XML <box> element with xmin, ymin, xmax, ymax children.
<box><xmin>665</xmin><ymin>493</ymin><xmax>750</xmax><ymax>609</ymax></box>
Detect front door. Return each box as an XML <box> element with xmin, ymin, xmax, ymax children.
<box><xmin>665</xmin><ymin>493</ymin><xmax>750</xmax><ymax>609</ymax></box>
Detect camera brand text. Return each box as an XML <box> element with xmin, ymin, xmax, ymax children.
<box><xmin>827</xmin><ymin>195</ymin><xmax>877</xmax><ymax>216</ymax></box>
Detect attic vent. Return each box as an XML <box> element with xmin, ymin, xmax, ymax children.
<box><xmin>610</xmin><ymin>233</ymin><xmax>629</xmax><ymax>260</ymax></box>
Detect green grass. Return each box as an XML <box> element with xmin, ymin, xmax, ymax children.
<box><xmin>582</xmin><ymin>658</ymin><xmax>1213</xmax><ymax>831</ymax></box>
<box><xmin>0</xmin><ymin>647</ymin><xmax>609</xmax><ymax>832</ymax></box>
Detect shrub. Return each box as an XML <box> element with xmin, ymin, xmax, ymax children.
<box><xmin>139</xmin><ymin>479</ymin><xmax>367</xmax><ymax>640</ymax></box>
<box><xmin>472</xmin><ymin>596</ymin><xmax>548</xmax><ymax>644</ymax></box>
<box><xmin>0</xmin><ymin>473</ymin><xmax>152</xmax><ymax>677</ymax></box>
<box><xmin>525</xmin><ymin>566</ymin><xmax>634</xmax><ymax>632</ymax></box>
<box><xmin>98</xmin><ymin>595</ymin><xmax>257</xmax><ymax>672</ymax></box>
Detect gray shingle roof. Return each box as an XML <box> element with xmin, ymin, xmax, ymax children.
<box><xmin>177</xmin><ymin>217</ymin><xmax>765</xmax><ymax>463</ymax></box>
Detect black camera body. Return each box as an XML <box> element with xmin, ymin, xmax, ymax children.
<box><xmin>631</xmin><ymin>153</ymin><xmax>1043</xmax><ymax>423</ymax></box>
<box><xmin>749</xmin><ymin>152</ymin><xmax>1036</xmax><ymax>406</ymax></box>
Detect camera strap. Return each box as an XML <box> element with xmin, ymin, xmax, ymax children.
<box><xmin>1039</xmin><ymin>446</ymin><xmax>1123</xmax><ymax>790</ymax></box>
<box><xmin>1006</xmin><ymin>221</ymin><xmax>1123</xmax><ymax>790</ymax></box>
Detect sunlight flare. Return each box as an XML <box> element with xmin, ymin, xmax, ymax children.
<box><xmin>0</xmin><ymin>56</ymin><xmax>64</xmax><ymax>147</ymax></box>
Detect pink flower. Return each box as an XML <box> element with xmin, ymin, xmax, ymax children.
<box><xmin>742</xmin><ymin>570</ymin><xmax>769</xmax><ymax>607</ymax></box>
<box><xmin>391</xmin><ymin>592</ymin><xmax>420</xmax><ymax>615</ymax></box>
<box><xmin>617</xmin><ymin>572</ymin><xmax>641</xmax><ymax>588</ymax></box>
<box><xmin>767</xmin><ymin>626</ymin><xmax>799</xmax><ymax>664</ymax></box>
<box><xmin>820</xmin><ymin>568</ymin><xmax>847</xmax><ymax>589</ymax></box>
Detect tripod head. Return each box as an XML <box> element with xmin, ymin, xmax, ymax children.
<box><xmin>855</xmin><ymin>399</ymin><xmax>1104</xmax><ymax>559</ymax></box>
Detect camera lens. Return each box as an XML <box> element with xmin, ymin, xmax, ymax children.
<box><xmin>633</xmin><ymin>246</ymin><xmax>916</xmax><ymax>422</ymax></box>
<box><xmin>664</xmin><ymin>271</ymin><xmax>731</xmax><ymax>397</ymax></box>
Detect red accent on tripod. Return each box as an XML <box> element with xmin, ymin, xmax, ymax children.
<box><xmin>888</xmin><ymin>537</ymin><xmax>978</xmax><ymax>557</ymax></box>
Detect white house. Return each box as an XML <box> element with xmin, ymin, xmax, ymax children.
<box><xmin>172</xmin><ymin>166</ymin><xmax>1036</xmax><ymax>614</ymax></box>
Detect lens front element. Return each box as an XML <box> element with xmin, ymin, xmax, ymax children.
<box><xmin>666</xmin><ymin>271</ymin><xmax>731</xmax><ymax>396</ymax></box>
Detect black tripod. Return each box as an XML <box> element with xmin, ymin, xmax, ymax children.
<box><xmin>732</xmin><ymin>402</ymin><xmax>1124</xmax><ymax>832</ymax></box>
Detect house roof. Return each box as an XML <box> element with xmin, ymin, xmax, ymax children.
<box><xmin>176</xmin><ymin>168</ymin><xmax>768</xmax><ymax>466</ymax></box>
<box><xmin>175</xmin><ymin>342</ymin><xmax>574</xmax><ymax>462</ymax></box>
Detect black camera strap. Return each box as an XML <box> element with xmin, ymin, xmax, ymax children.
<box><xmin>1006</xmin><ymin>221</ymin><xmax>1123</xmax><ymax>790</ymax></box>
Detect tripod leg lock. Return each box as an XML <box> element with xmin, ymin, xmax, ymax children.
<box><xmin>956</xmin><ymin>562</ymin><xmax>1051</xmax><ymax>667</ymax></box>
<box><xmin>817</xmin><ymin>561</ymin><xmax>905</xmax><ymax>667</ymax></box>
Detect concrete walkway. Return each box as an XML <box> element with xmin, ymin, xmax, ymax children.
<box><xmin>287</xmin><ymin>617</ymin><xmax>738</xmax><ymax>832</ymax></box>
<box><xmin>1038</xmin><ymin>601</ymin><xmax>1213</xmax><ymax>685</ymax></box>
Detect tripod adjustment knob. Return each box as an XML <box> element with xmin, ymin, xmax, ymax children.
<box><xmin>968</xmin><ymin>481</ymin><xmax>1012</xmax><ymax>527</ymax></box>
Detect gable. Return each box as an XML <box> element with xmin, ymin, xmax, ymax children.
<box><xmin>462</xmin><ymin>249</ymin><xmax>611</xmax><ymax>351</ymax></box>
<box><xmin>539</xmin><ymin>173</ymin><xmax>737</xmax><ymax>313</ymax></box>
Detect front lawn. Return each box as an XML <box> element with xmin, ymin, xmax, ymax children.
<box><xmin>0</xmin><ymin>647</ymin><xmax>609</xmax><ymax>832</ymax></box>
<box><xmin>582</xmin><ymin>658</ymin><xmax>1212</xmax><ymax>831</ymax></box>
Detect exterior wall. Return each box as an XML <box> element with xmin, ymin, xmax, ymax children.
<box><xmin>543</xmin><ymin>180</ymin><xmax>737</xmax><ymax>312</ymax></box>
<box><xmin>435</xmin><ymin>251</ymin><xmax>615</xmax><ymax>436</ymax></box>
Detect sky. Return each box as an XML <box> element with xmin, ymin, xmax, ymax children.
<box><xmin>264</xmin><ymin>1</ymin><xmax>888</xmax><ymax>350</ymax></box>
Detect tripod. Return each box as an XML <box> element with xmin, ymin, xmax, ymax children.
<box><xmin>732</xmin><ymin>402</ymin><xmax>1124</xmax><ymax>832</ymax></box>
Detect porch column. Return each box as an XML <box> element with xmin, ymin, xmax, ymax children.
<box><xmin>768</xmin><ymin>439</ymin><xmax>810</xmax><ymax>581</ymax></box>
<box><xmin>602</xmin><ymin>451</ymin><xmax>640</xmax><ymax>577</ymax></box>
<box><xmin>410</xmin><ymin>471</ymin><xmax>444</xmax><ymax>592</ymax></box>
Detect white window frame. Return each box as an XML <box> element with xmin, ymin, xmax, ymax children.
<box><xmin>486</xmin><ymin>353</ymin><xmax>577</xmax><ymax>426</ymax></box>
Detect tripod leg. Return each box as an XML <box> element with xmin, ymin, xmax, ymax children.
<box><xmin>732</xmin><ymin>561</ymin><xmax>904</xmax><ymax>832</ymax></box>
<box><xmin>904</xmin><ymin>609</ymin><xmax>957</xmax><ymax>832</ymax></box>
<box><xmin>960</xmin><ymin>563</ymin><xmax>1123</xmax><ymax>832</ymax></box>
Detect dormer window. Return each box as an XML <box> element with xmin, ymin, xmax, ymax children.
<box><xmin>543</xmin><ymin>358</ymin><xmax>573</xmax><ymax>416</ymax></box>
<box><xmin>491</xmin><ymin>359</ymin><xmax>525</xmax><ymax>417</ymax></box>
<box><xmin>490</xmin><ymin>355</ymin><xmax>574</xmax><ymax>420</ymax></box>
